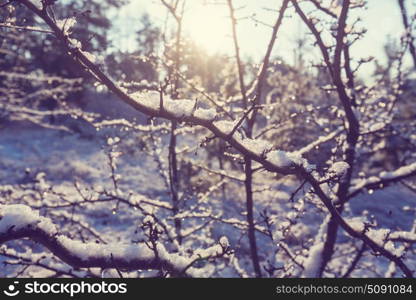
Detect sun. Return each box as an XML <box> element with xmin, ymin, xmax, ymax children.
<box><xmin>183</xmin><ymin>2</ymin><xmax>232</xmax><ymax>54</ymax></box>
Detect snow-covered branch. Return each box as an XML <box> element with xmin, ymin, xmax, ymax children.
<box><xmin>348</xmin><ymin>162</ymin><xmax>416</xmax><ymax>198</ymax></box>
<box><xmin>0</xmin><ymin>204</ymin><xmax>229</xmax><ymax>277</ymax></box>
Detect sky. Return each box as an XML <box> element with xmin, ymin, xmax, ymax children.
<box><xmin>109</xmin><ymin>0</ymin><xmax>415</xmax><ymax>79</ymax></box>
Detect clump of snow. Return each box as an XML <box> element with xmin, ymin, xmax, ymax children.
<box><xmin>35</xmin><ymin>172</ymin><xmax>48</xmax><ymax>191</ymax></box>
<box><xmin>213</xmin><ymin>120</ymin><xmax>238</xmax><ymax>135</ymax></box>
<box><xmin>302</xmin><ymin>242</ymin><xmax>324</xmax><ymax>278</ymax></box>
<box><xmin>329</xmin><ymin>161</ymin><xmax>350</xmax><ymax>177</ymax></box>
<box><xmin>68</xmin><ymin>38</ymin><xmax>82</xmax><ymax>49</ymax></box>
<box><xmin>81</xmin><ymin>50</ymin><xmax>97</xmax><ymax>63</ymax></box>
<box><xmin>194</xmin><ymin>244</ymin><xmax>223</xmax><ymax>258</ymax></box>
<box><xmin>346</xmin><ymin>217</ymin><xmax>366</xmax><ymax>232</ymax></box>
<box><xmin>302</xmin><ymin>217</ymin><xmax>328</xmax><ymax>277</ymax></box>
<box><xmin>384</xmin><ymin>262</ymin><xmax>396</xmax><ymax>277</ymax></box>
<box><xmin>384</xmin><ymin>241</ymin><xmax>403</xmax><ymax>257</ymax></box>
<box><xmin>131</xmin><ymin>90</ymin><xmax>160</xmax><ymax>110</ymax></box>
<box><xmin>236</xmin><ymin>137</ymin><xmax>272</xmax><ymax>155</ymax></box>
<box><xmin>368</xmin><ymin>122</ymin><xmax>385</xmax><ymax>132</ymax></box>
<box><xmin>390</xmin><ymin>231</ymin><xmax>416</xmax><ymax>241</ymax></box>
<box><xmin>164</xmin><ymin>98</ymin><xmax>195</xmax><ymax>118</ymax></box>
<box><xmin>155</xmin><ymin>244</ymin><xmax>191</xmax><ymax>270</ymax></box>
<box><xmin>267</xmin><ymin>150</ymin><xmax>293</xmax><ymax>167</ymax></box>
<box><xmin>219</xmin><ymin>236</ymin><xmax>229</xmax><ymax>248</ymax></box>
<box><xmin>0</xmin><ymin>204</ymin><xmax>56</xmax><ymax>234</ymax></box>
<box><xmin>0</xmin><ymin>205</ymin><xmax>202</xmax><ymax>272</ymax></box>
<box><xmin>194</xmin><ymin>108</ymin><xmax>216</xmax><ymax>120</ymax></box>
<box><xmin>349</xmin><ymin>162</ymin><xmax>416</xmax><ymax>194</ymax></box>
<box><xmin>379</xmin><ymin>162</ymin><xmax>416</xmax><ymax>180</ymax></box>
<box><xmin>130</xmin><ymin>91</ymin><xmax>214</xmax><ymax>119</ymax></box>
<box><xmin>367</xmin><ymin>228</ymin><xmax>390</xmax><ymax>246</ymax></box>
<box><xmin>57</xmin><ymin>235</ymin><xmax>156</xmax><ymax>263</ymax></box>
<box><xmin>32</xmin><ymin>0</ymin><xmax>43</xmax><ymax>9</ymax></box>
<box><xmin>56</xmin><ymin>17</ymin><xmax>76</xmax><ymax>35</ymax></box>
<box><xmin>266</xmin><ymin>150</ymin><xmax>313</xmax><ymax>171</ymax></box>
<box><xmin>143</xmin><ymin>215</ymin><xmax>154</xmax><ymax>224</ymax></box>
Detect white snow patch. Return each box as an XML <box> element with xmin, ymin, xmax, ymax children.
<box><xmin>130</xmin><ymin>91</ymin><xmax>214</xmax><ymax>119</ymax></box>
<box><xmin>368</xmin><ymin>122</ymin><xmax>385</xmax><ymax>132</ymax></box>
<box><xmin>194</xmin><ymin>108</ymin><xmax>216</xmax><ymax>120</ymax></box>
<box><xmin>329</xmin><ymin>161</ymin><xmax>350</xmax><ymax>177</ymax></box>
<box><xmin>267</xmin><ymin>150</ymin><xmax>313</xmax><ymax>170</ymax></box>
<box><xmin>346</xmin><ymin>217</ymin><xmax>366</xmax><ymax>232</ymax></box>
<box><xmin>219</xmin><ymin>236</ymin><xmax>229</xmax><ymax>248</ymax></box>
<box><xmin>302</xmin><ymin>242</ymin><xmax>324</xmax><ymax>278</ymax></box>
<box><xmin>164</xmin><ymin>98</ymin><xmax>195</xmax><ymax>117</ymax></box>
<box><xmin>56</xmin><ymin>17</ymin><xmax>76</xmax><ymax>35</ymax></box>
<box><xmin>0</xmin><ymin>204</ymin><xmax>56</xmax><ymax>234</ymax></box>
<box><xmin>81</xmin><ymin>50</ymin><xmax>97</xmax><ymax>63</ymax></box>
<box><xmin>213</xmin><ymin>120</ymin><xmax>238</xmax><ymax>135</ymax></box>
<box><xmin>379</xmin><ymin>162</ymin><xmax>416</xmax><ymax>179</ymax></box>
<box><xmin>302</xmin><ymin>216</ymin><xmax>329</xmax><ymax>277</ymax></box>
<box><xmin>236</xmin><ymin>137</ymin><xmax>272</xmax><ymax>155</ymax></box>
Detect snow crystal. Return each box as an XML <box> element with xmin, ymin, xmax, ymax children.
<box><xmin>57</xmin><ymin>236</ymin><xmax>102</xmax><ymax>260</ymax></box>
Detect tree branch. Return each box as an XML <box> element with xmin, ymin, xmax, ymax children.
<box><xmin>0</xmin><ymin>204</ymin><xmax>227</xmax><ymax>277</ymax></box>
<box><xmin>15</xmin><ymin>0</ymin><xmax>414</xmax><ymax>278</ymax></box>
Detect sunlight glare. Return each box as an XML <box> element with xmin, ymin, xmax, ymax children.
<box><xmin>183</xmin><ymin>2</ymin><xmax>231</xmax><ymax>54</ymax></box>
